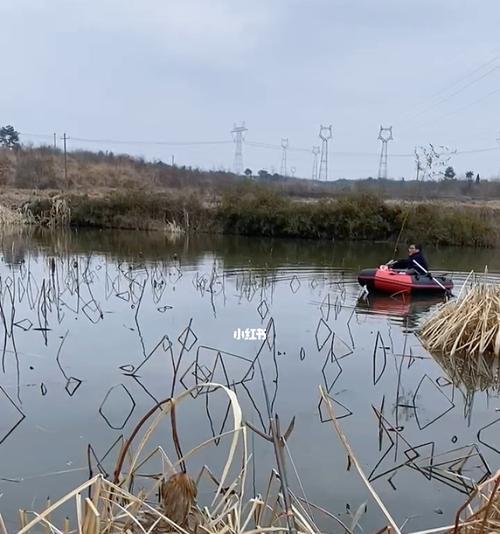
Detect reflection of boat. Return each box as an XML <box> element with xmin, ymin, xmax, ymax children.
<box><xmin>358</xmin><ymin>267</ymin><xmax>453</xmax><ymax>294</ymax></box>
<box><xmin>355</xmin><ymin>293</ymin><xmax>445</xmax><ymax>328</ymax></box>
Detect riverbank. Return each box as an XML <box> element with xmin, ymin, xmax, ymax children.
<box><xmin>1</xmin><ymin>186</ymin><xmax>499</xmax><ymax>247</ymax></box>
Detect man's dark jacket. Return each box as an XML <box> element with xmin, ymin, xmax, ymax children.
<box><xmin>391</xmin><ymin>252</ymin><xmax>429</xmax><ymax>274</ymax></box>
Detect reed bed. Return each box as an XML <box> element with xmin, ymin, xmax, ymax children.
<box><xmin>419</xmin><ymin>279</ymin><xmax>500</xmax><ymax>359</ymax></box>
<box><xmin>0</xmin><ymin>205</ymin><xmax>25</xmax><ymax>226</ymax></box>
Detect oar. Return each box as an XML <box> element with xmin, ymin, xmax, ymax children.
<box><xmin>412</xmin><ymin>259</ymin><xmax>452</xmax><ymax>296</ymax></box>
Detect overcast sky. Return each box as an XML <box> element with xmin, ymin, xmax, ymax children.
<box><xmin>1</xmin><ymin>0</ymin><xmax>500</xmax><ymax>180</ymax></box>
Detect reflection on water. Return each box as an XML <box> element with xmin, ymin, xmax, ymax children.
<box><xmin>0</xmin><ymin>228</ymin><xmax>499</xmax><ymax>532</ymax></box>
<box><xmin>355</xmin><ymin>293</ymin><xmax>447</xmax><ymax>331</ymax></box>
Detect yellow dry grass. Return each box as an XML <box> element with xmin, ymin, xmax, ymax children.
<box><xmin>0</xmin><ymin>205</ymin><xmax>25</xmax><ymax>226</ymax></box>
<box><xmin>5</xmin><ymin>383</ymin><xmax>318</xmax><ymax>534</ymax></box>
<box><xmin>3</xmin><ymin>384</ymin><xmax>500</xmax><ymax>534</ymax></box>
<box><xmin>451</xmin><ymin>470</ymin><xmax>500</xmax><ymax>534</ymax></box>
<box><xmin>420</xmin><ymin>278</ymin><xmax>500</xmax><ymax>359</ymax></box>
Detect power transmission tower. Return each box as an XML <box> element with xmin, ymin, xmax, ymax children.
<box><xmin>280</xmin><ymin>138</ymin><xmax>289</xmax><ymax>176</ymax></box>
<box><xmin>290</xmin><ymin>166</ymin><xmax>296</xmax><ymax>178</ymax></box>
<box><xmin>318</xmin><ymin>125</ymin><xmax>332</xmax><ymax>181</ymax></box>
<box><xmin>311</xmin><ymin>146</ymin><xmax>320</xmax><ymax>180</ymax></box>
<box><xmin>231</xmin><ymin>122</ymin><xmax>247</xmax><ymax>175</ymax></box>
<box><xmin>377</xmin><ymin>126</ymin><xmax>393</xmax><ymax>179</ymax></box>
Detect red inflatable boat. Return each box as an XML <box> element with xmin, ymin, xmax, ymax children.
<box><xmin>357</xmin><ymin>266</ymin><xmax>453</xmax><ymax>295</ymax></box>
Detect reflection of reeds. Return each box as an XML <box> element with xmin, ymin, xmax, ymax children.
<box><xmin>431</xmin><ymin>350</ymin><xmax>500</xmax><ymax>393</ymax></box>
<box><xmin>420</xmin><ymin>282</ymin><xmax>500</xmax><ymax>358</ymax></box>
<box><xmin>319</xmin><ymin>386</ymin><xmax>500</xmax><ymax>534</ymax></box>
<box><xmin>165</xmin><ymin>219</ymin><xmax>185</xmax><ymax>235</ymax></box>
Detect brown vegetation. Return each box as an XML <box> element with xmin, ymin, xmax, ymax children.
<box><xmin>2</xmin><ymin>145</ymin><xmax>500</xmax><ymax>200</ymax></box>
<box><xmin>420</xmin><ymin>277</ymin><xmax>500</xmax><ymax>358</ymax></box>
<box><xmin>5</xmin><ymin>384</ymin><xmax>500</xmax><ymax>534</ymax></box>
<box><xmin>1</xmin><ymin>147</ymin><xmax>500</xmax><ymax>246</ymax></box>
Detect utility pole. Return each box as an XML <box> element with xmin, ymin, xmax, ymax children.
<box><xmin>171</xmin><ymin>155</ymin><xmax>175</xmax><ymax>166</ymax></box>
<box><xmin>377</xmin><ymin>126</ymin><xmax>393</xmax><ymax>179</ymax></box>
<box><xmin>415</xmin><ymin>146</ymin><xmax>421</xmax><ymax>182</ymax></box>
<box><xmin>280</xmin><ymin>138</ymin><xmax>289</xmax><ymax>177</ymax></box>
<box><xmin>61</xmin><ymin>133</ymin><xmax>69</xmax><ymax>188</ymax></box>
<box><xmin>496</xmin><ymin>132</ymin><xmax>500</xmax><ymax>179</ymax></box>
<box><xmin>312</xmin><ymin>146</ymin><xmax>320</xmax><ymax>180</ymax></box>
<box><xmin>53</xmin><ymin>133</ymin><xmax>57</xmax><ymax>150</ymax></box>
<box><xmin>318</xmin><ymin>125</ymin><xmax>333</xmax><ymax>181</ymax></box>
<box><xmin>231</xmin><ymin>122</ymin><xmax>247</xmax><ymax>175</ymax></box>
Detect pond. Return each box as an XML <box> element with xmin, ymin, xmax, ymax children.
<box><xmin>1</xmin><ymin>229</ymin><xmax>499</xmax><ymax>532</ymax></box>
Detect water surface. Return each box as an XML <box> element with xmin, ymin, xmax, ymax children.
<box><xmin>1</xmin><ymin>229</ymin><xmax>499</xmax><ymax>532</ymax></box>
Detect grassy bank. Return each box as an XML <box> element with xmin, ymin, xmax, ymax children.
<box><xmin>13</xmin><ymin>185</ymin><xmax>500</xmax><ymax>247</ymax></box>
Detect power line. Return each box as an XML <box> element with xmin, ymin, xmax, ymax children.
<box><xmin>245</xmin><ymin>140</ymin><xmax>310</xmax><ymax>153</ymax></box>
<box><xmin>19</xmin><ymin>132</ymin><xmax>232</xmax><ymax>146</ymax></box>
<box><xmin>71</xmin><ymin>137</ymin><xmax>233</xmax><ymax>146</ymax></box>
<box><xmin>19</xmin><ymin>132</ymin><xmax>54</xmax><ymax>138</ymax></box>
<box><xmin>394</xmin><ymin>53</ymin><xmax>500</xmax><ymax>128</ymax></box>
<box><xmin>398</xmin><ymin>67</ymin><xmax>500</xmax><ymax>134</ymax></box>
<box><xmin>406</xmin><ymin>87</ymin><xmax>500</xmax><ymax>133</ymax></box>
<box><xmin>453</xmin><ymin>146</ymin><xmax>498</xmax><ymax>155</ymax></box>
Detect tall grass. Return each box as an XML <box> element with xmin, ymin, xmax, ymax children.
<box><xmin>217</xmin><ymin>187</ymin><xmax>498</xmax><ymax>246</ymax></box>
<box><xmin>24</xmin><ymin>191</ymin><xmax>211</xmax><ymax>232</ymax></box>
<box><xmin>19</xmin><ymin>187</ymin><xmax>500</xmax><ymax>246</ymax></box>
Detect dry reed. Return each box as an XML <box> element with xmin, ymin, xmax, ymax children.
<box><xmin>419</xmin><ymin>279</ymin><xmax>500</xmax><ymax>359</ymax></box>
<box><xmin>7</xmin><ymin>383</ymin><xmax>317</xmax><ymax>534</ymax></box>
<box><xmin>451</xmin><ymin>469</ymin><xmax>500</xmax><ymax>534</ymax></box>
<box><xmin>0</xmin><ymin>205</ymin><xmax>25</xmax><ymax>226</ymax></box>
<box><xmin>5</xmin><ymin>384</ymin><xmax>500</xmax><ymax>534</ymax></box>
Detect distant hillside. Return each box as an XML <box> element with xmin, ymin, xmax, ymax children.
<box><xmin>1</xmin><ymin>146</ymin><xmax>500</xmax><ymax>201</ymax></box>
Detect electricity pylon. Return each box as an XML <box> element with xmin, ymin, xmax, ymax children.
<box><xmin>280</xmin><ymin>138</ymin><xmax>289</xmax><ymax>176</ymax></box>
<box><xmin>231</xmin><ymin>122</ymin><xmax>247</xmax><ymax>174</ymax></box>
<box><xmin>311</xmin><ymin>146</ymin><xmax>320</xmax><ymax>180</ymax></box>
<box><xmin>318</xmin><ymin>125</ymin><xmax>332</xmax><ymax>181</ymax></box>
<box><xmin>377</xmin><ymin>126</ymin><xmax>393</xmax><ymax>179</ymax></box>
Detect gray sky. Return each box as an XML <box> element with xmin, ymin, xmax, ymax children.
<box><xmin>1</xmin><ymin>0</ymin><xmax>500</xmax><ymax>180</ymax></box>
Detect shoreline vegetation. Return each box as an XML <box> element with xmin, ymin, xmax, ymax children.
<box><xmin>1</xmin><ymin>146</ymin><xmax>500</xmax><ymax>247</ymax></box>
<box><xmin>2</xmin><ymin>189</ymin><xmax>498</xmax><ymax>248</ymax></box>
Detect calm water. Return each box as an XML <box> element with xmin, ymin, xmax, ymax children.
<box><xmin>1</xmin><ymin>229</ymin><xmax>500</xmax><ymax>532</ymax></box>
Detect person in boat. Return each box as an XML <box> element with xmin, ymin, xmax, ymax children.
<box><xmin>387</xmin><ymin>243</ymin><xmax>429</xmax><ymax>275</ymax></box>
